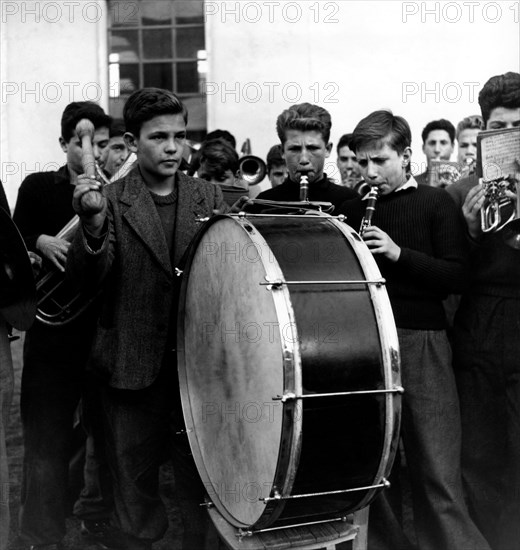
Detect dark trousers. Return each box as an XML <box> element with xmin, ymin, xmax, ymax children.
<box><xmin>453</xmin><ymin>295</ymin><xmax>520</xmax><ymax>550</ymax></box>
<box><xmin>101</xmin><ymin>364</ymin><xmax>215</xmax><ymax>549</ymax></box>
<box><xmin>0</xmin><ymin>322</ymin><xmax>13</xmax><ymax>550</ymax></box>
<box><xmin>18</xmin><ymin>323</ymin><xmax>109</xmax><ymax>546</ymax></box>
<box><xmin>395</xmin><ymin>329</ymin><xmax>489</xmax><ymax>550</ymax></box>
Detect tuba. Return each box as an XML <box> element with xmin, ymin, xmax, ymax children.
<box><xmin>35</xmin><ymin>120</ymin><xmax>136</xmax><ymax>326</ymax></box>
<box><xmin>238</xmin><ymin>138</ymin><xmax>267</xmax><ymax>185</ymax></box>
<box><xmin>0</xmin><ymin>207</ymin><xmax>36</xmax><ymax>331</ymax></box>
<box><xmin>480</xmin><ymin>175</ymin><xmax>520</xmax><ymax>249</ymax></box>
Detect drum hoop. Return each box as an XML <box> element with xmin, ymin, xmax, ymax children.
<box><xmin>330</xmin><ymin>217</ymin><xmax>401</xmax><ymax>510</ymax></box>
<box><xmin>177</xmin><ymin>214</ymin><xmax>304</xmax><ymax>528</ymax></box>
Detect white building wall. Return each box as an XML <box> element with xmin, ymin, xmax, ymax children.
<box><xmin>1</xmin><ymin>1</ymin><xmax>519</xmax><ymax>203</ymax></box>
<box><xmin>0</xmin><ymin>0</ymin><xmax>108</xmax><ymax>209</ymax></box>
<box><xmin>205</xmin><ymin>0</ymin><xmax>520</xmax><ymax>193</ymax></box>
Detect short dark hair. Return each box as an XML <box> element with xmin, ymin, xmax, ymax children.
<box><xmin>478</xmin><ymin>72</ymin><xmax>520</xmax><ymax>126</ymax></box>
<box><xmin>123</xmin><ymin>88</ymin><xmax>188</xmax><ymax>137</ymax></box>
<box><xmin>266</xmin><ymin>144</ymin><xmax>285</xmax><ymax>172</ymax></box>
<box><xmin>456</xmin><ymin>115</ymin><xmax>483</xmax><ymax>140</ymax></box>
<box><xmin>336</xmin><ymin>133</ymin><xmax>353</xmax><ymax>154</ymax></box>
<box><xmin>205</xmin><ymin>129</ymin><xmax>236</xmax><ymax>150</ymax></box>
<box><xmin>109</xmin><ymin>118</ymin><xmax>126</xmax><ymax>138</ymax></box>
<box><xmin>60</xmin><ymin>101</ymin><xmax>111</xmax><ymax>142</ymax></box>
<box><xmin>276</xmin><ymin>103</ymin><xmax>332</xmax><ymax>145</ymax></box>
<box><xmin>198</xmin><ymin>138</ymin><xmax>239</xmax><ymax>182</ymax></box>
<box><xmin>349</xmin><ymin>110</ymin><xmax>411</xmax><ymax>155</ymax></box>
<box><xmin>421</xmin><ymin>119</ymin><xmax>455</xmax><ymax>144</ymax></box>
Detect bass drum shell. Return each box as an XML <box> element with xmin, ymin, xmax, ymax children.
<box><xmin>177</xmin><ymin>213</ymin><xmax>401</xmax><ymax>530</ymax></box>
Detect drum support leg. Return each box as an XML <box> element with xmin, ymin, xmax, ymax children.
<box><xmin>207</xmin><ymin>506</ymin><xmax>370</xmax><ymax>550</ymax></box>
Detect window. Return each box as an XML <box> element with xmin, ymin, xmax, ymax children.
<box><xmin>108</xmin><ymin>0</ymin><xmax>207</xmax><ymax>140</ymax></box>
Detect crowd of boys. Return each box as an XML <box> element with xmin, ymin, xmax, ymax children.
<box><xmin>0</xmin><ymin>70</ymin><xmax>518</xmax><ymax>550</ymax></box>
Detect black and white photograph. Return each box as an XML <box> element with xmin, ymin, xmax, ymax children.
<box><xmin>1</xmin><ymin>1</ymin><xmax>519</xmax><ymax>549</ymax></box>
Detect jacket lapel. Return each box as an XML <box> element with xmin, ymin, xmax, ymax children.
<box><xmin>174</xmin><ymin>173</ymin><xmax>207</xmax><ymax>267</ymax></box>
<box><xmin>120</xmin><ymin>168</ymin><xmax>173</xmax><ymax>277</ymax></box>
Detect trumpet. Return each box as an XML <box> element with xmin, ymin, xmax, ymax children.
<box><xmin>480</xmin><ymin>175</ymin><xmax>520</xmax><ymax>249</ymax></box>
<box><xmin>35</xmin><ymin>120</ymin><xmax>136</xmax><ymax>326</ymax></box>
<box><xmin>359</xmin><ymin>186</ymin><xmax>379</xmax><ymax>236</ymax></box>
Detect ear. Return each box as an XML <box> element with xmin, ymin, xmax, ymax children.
<box><xmin>59</xmin><ymin>136</ymin><xmax>68</xmax><ymax>153</ymax></box>
<box><xmin>124</xmin><ymin>131</ymin><xmax>138</xmax><ymax>154</ymax></box>
<box><xmin>402</xmin><ymin>147</ymin><xmax>412</xmax><ymax>168</ymax></box>
<box><xmin>325</xmin><ymin>142</ymin><xmax>333</xmax><ymax>158</ymax></box>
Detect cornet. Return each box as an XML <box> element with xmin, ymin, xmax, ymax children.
<box><xmin>480</xmin><ymin>175</ymin><xmax>520</xmax><ymax>249</ymax></box>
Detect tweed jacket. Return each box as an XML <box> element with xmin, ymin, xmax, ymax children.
<box><xmin>67</xmin><ymin>166</ymin><xmax>228</xmax><ymax>390</ymax></box>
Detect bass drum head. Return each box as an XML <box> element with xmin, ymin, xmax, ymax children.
<box><xmin>177</xmin><ymin>216</ymin><xmax>300</xmax><ymax>528</ymax></box>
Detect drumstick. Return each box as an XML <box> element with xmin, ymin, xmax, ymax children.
<box><xmin>76</xmin><ymin>118</ymin><xmax>104</xmax><ymax>215</ymax></box>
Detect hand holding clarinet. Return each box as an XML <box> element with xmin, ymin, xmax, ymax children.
<box><xmin>359</xmin><ymin>186</ymin><xmax>401</xmax><ymax>262</ymax></box>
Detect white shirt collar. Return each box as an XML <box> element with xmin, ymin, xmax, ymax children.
<box><xmin>361</xmin><ymin>175</ymin><xmax>418</xmax><ymax>200</ymax></box>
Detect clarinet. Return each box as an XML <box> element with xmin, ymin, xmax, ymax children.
<box><xmin>359</xmin><ymin>186</ymin><xmax>379</xmax><ymax>236</ymax></box>
<box><xmin>299</xmin><ymin>174</ymin><xmax>309</xmax><ymax>201</ymax></box>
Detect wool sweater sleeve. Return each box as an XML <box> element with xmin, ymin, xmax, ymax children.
<box><xmin>394</xmin><ymin>189</ymin><xmax>469</xmax><ymax>294</ymax></box>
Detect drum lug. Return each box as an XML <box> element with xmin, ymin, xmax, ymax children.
<box><xmin>174</xmin><ymin>267</ymin><xmax>183</xmax><ymax>277</ymax></box>
<box><xmin>273</xmin><ymin>392</ymin><xmax>296</xmax><ymax>403</ymax></box>
<box><xmin>263</xmin><ymin>277</ymin><xmax>284</xmax><ymax>290</ymax></box>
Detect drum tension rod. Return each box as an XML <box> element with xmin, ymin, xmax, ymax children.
<box><xmin>236</xmin><ymin>515</ymin><xmax>351</xmax><ymax>538</ymax></box>
<box><xmin>260</xmin><ymin>479</ymin><xmax>391</xmax><ymax>503</ymax></box>
<box><xmin>260</xmin><ymin>278</ymin><xmax>386</xmax><ymax>289</ymax></box>
<box><xmin>273</xmin><ymin>387</ymin><xmax>404</xmax><ymax>402</ymax></box>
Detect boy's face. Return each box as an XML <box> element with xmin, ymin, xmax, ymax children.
<box><xmin>337</xmin><ymin>145</ymin><xmax>361</xmax><ymax>186</ymax></box>
<box><xmin>457</xmin><ymin>128</ymin><xmax>480</xmax><ymax>165</ymax></box>
<box><xmin>60</xmin><ymin>126</ymin><xmax>110</xmax><ymax>175</ymax></box>
<box><xmin>422</xmin><ymin>129</ymin><xmax>453</xmax><ymax>163</ymax></box>
<box><xmin>268</xmin><ymin>163</ymin><xmax>288</xmax><ymax>187</ymax></box>
<box><xmin>282</xmin><ymin>129</ymin><xmax>332</xmax><ymax>183</ymax></box>
<box><xmin>125</xmin><ymin>114</ymin><xmax>186</xmax><ymax>183</ymax></box>
<box><xmin>486</xmin><ymin>106</ymin><xmax>520</xmax><ymax>130</ymax></box>
<box><xmin>355</xmin><ymin>141</ymin><xmax>411</xmax><ymax>196</ymax></box>
<box><xmin>101</xmin><ymin>135</ymin><xmax>129</xmax><ymax>177</ymax></box>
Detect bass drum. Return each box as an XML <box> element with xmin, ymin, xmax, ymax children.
<box><xmin>177</xmin><ymin>213</ymin><xmax>401</xmax><ymax>531</ymax></box>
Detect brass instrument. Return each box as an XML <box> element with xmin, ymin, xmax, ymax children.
<box><xmin>0</xmin><ymin>207</ymin><xmax>36</xmax><ymax>331</ymax></box>
<box><xmin>35</xmin><ymin>120</ymin><xmax>136</xmax><ymax>326</ymax></box>
<box><xmin>359</xmin><ymin>186</ymin><xmax>379</xmax><ymax>236</ymax></box>
<box><xmin>238</xmin><ymin>138</ymin><xmax>267</xmax><ymax>185</ymax></box>
<box><xmin>480</xmin><ymin>175</ymin><xmax>520</xmax><ymax>249</ymax></box>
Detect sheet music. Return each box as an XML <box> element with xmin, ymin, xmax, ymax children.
<box><xmin>479</xmin><ymin>128</ymin><xmax>520</xmax><ymax>181</ymax></box>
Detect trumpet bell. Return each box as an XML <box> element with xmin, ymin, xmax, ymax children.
<box><xmin>0</xmin><ymin>207</ymin><xmax>36</xmax><ymax>330</ymax></box>
<box><xmin>238</xmin><ymin>155</ymin><xmax>266</xmax><ymax>186</ymax></box>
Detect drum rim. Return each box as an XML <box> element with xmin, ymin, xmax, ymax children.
<box><xmin>176</xmin><ymin>214</ymin><xmax>304</xmax><ymax>528</ymax></box>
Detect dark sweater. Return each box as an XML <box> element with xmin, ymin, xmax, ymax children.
<box><xmin>337</xmin><ymin>185</ymin><xmax>469</xmax><ymax>329</ymax></box>
<box><xmin>252</xmin><ymin>174</ymin><xmax>357</xmax><ymax>212</ymax></box>
<box><xmin>13</xmin><ymin>165</ymin><xmax>75</xmax><ymax>252</ymax></box>
<box><xmin>447</xmin><ymin>174</ymin><xmax>520</xmax><ymax>297</ymax></box>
